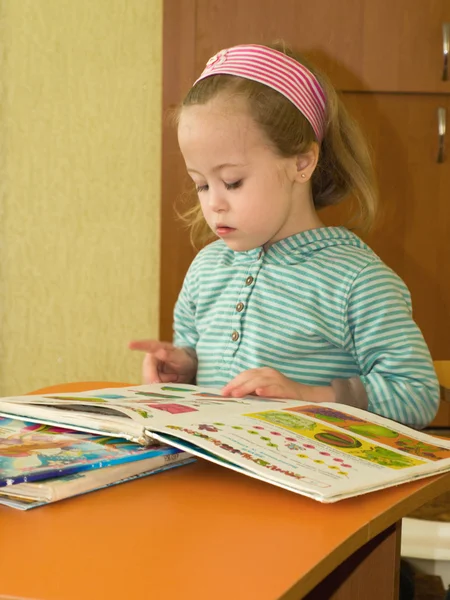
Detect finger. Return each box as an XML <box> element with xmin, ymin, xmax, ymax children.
<box><xmin>222</xmin><ymin>369</ymin><xmax>260</xmax><ymax>396</ymax></box>
<box><xmin>153</xmin><ymin>348</ymin><xmax>169</xmax><ymax>362</ymax></box>
<box><xmin>140</xmin><ymin>346</ymin><xmax>187</xmax><ymax>371</ymax></box>
<box><xmin>129</xmin><ymin>340</ymin><xmax>174</xmax><ymax>353</ymax></box>
<box><xmin>159</xmin><ymin>372</ymin><xmax>182</xmax><ymax>383</ymax></box>
<box><xmin>153</xmin><ymin>347</ymin><xmax>186</xmax><ymax>365</ymax></box>
<box><xmin>255</xmin><ymin>385</ymin><xmax>286</xmax><ymax>399</ymax></box>
<box><xmin>142</xmin><ymin>353</ymin><xmax>161</xmax><ymax>384</ymax></box>
<box><xmin>228</xmin><ymin>376</ymin><xmax>271</xmax><ymax>398</ymax></box>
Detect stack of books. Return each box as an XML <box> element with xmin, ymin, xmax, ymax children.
<box><xmin>1</xmin><ymin>382</ymin><xmax>450</xmax><ymax>506</ymax></box>
<box><xmin>0</xmin><ymin>416</ymin><xmax>193</xmax><ymax>510</ymax></box>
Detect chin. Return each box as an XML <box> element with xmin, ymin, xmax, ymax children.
<box><xmin>223</xmin><ymin>239</ymin><xmax>261</xmax><ymax>253</ymax></box>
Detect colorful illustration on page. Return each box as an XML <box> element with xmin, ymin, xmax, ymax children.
<box><xmin>285</xmin><ymin>405</ymin><xmax>450</xmax><ymax>461</ymax></box>
<box><xmin>47</xmin><ymin>395</ymin><xmax>109</xmax><ymax>403</ymax></box>
<box><xmin>165</xmin><ymin>423</ymin><xmax>331</xmax><ymax>489</ymax></box>
<box><xmin>0</xmin><ymin>418</ymin><xmax>160</xmax><ymax>481</ymax></box>
<box><xmin>196</xmin><ymin>421</ymin><xmax>353</xmax><ymax>477</ymax></box>
<box><xmin>245</xmin><ymin>411</ymin><xmax>426</xmax><ymax>469</ymax></box>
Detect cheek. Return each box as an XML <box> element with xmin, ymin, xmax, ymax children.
<box><xmin>198</xmin><ymin>197</ymin><xmax>208</xmax><ymax>212</ymax></box>
<box><xmin>198</xmin><ymin>197</ymin><xmax>213</xmax><ymax>220</ymax></box>
<box><xmin>246</xmin><ymin>176</ymin><xmax>280</xmax><ymax>208</ymax></box>
<box><xmin>257</xmin><ymin>168</ymin><xmax>284</xmax><ymax>193</ymax></box>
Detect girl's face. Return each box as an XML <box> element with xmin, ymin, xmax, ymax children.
<box><xmin>177</xmin><ymin>94</ymin><xmax>317</xmax><ymax>252</ymax></box>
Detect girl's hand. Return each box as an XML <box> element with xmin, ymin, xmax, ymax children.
<box><xmin>222</xmin><ymin>367</ymin><xmax>335</xmax><ymax>403</ymax></box>
<box><xmin>129</xmin><ymin>340</ymin><xmax>197</xmax><ymax>384</ymax></box>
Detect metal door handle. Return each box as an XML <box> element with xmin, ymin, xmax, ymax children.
<box><xmin>437</xmin><ymin>107</ymin><xmax>446</xmax><ymax>163</ymax></box>
<box><xmin>443</xmin><ymin>23</ymin><xmax>450</xmax><ymax>81</ymax></box>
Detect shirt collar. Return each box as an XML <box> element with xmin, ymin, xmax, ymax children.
<box><xmin>232</xmin><ymin>227</ymin><xmax>367</xmax><ymax>264</ymax></box>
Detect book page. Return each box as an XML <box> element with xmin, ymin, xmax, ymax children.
<box><xmin>1</xmin><ymin>384</ymin><xmax>450</xmax><ymax>501</ymax></box>
<box><xmin>148</xmin><ymin>404</ymin><xmax>450</xmax><ymax>501</ymax></box>
<box><xmin>0</xmin><ymin>383</ymin><xmax>304</xmax><ymax>441</ymax></box>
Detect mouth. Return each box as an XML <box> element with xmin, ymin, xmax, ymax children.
<box><xmin>216</xmin><ymin>225</ymin><xmax>236</xmax><ymax>236</ymax></box>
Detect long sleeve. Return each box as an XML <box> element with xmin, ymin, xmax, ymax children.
<box><xmin>173</xmin><ymin>262</ymin><xmax>199</xmax><ymax>350</ymax></box>
<box><xmin>343</xmin><ymin>261</ymin><xmax>439</xmax><ymax>428</ymax></box>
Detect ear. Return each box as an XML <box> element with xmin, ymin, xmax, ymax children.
<box><xmin>294</xmin><ymin>143</ymin><xmax>320</xmax><ymax>183</ymax></box>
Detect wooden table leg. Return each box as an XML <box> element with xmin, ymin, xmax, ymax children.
<box><xmin>304</xmin><ymin>521</ymin><xmax>401</xmax><ymax>599</ymax></box>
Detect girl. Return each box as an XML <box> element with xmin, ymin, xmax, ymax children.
<box><xmin>130</xmin><ymin>43</ymin><xmax>439</xmax><ymax>429</ymax></box>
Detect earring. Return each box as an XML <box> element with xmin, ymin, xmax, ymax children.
<box><xmin>301</xmin><ymin>173</ymin><xmax>306</xmax><ymax>179</ymax></box>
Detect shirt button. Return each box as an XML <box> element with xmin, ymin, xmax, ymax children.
<box><xmin>231</xmin><ymin>330</ymin><xmax>239</xmax><ymax>341</ymax></box>
<box><xmin>236</xmin><ymin>302</ymin><xmax>244</xmax><ymax>312</ymax></box>
<box><xmin>245</xmin><ymin>276</ymin><xmax>254</xmax><ymax>286</ymax></box>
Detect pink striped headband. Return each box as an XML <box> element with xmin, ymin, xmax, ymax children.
<box><xmin>194</xmin><ymin>44</ymin><xmax>327</xmax><ymax>142</ymax></box>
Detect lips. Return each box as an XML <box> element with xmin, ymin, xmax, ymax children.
<box><xmin>216</xmin><ymin>224</ymin><xmax>235</xmax><ymax>236</ymax></box>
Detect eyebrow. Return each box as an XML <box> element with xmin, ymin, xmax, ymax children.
<box><xmin>187</xmin><ymin>163</ymin><xmax>247</xmax><ymax>175</ymax></box>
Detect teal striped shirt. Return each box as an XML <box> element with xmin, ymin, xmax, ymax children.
<box><xmin>174</xmin><ymin>227</ymin><xmax>439</xmax><ymax>428</ymax></box>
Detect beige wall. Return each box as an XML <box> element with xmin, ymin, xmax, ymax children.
<box><xmin>0</xmin><ymin>0</ymin><xmax>162</xmax><ymax>395</ymax></box>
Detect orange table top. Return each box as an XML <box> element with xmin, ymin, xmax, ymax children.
<box><xmin>1</xmin><ymin>382</ymin><xmax>449</xmax><ymax>600</ymax></box>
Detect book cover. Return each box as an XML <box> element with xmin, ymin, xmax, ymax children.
<box><xmin>0</xmin><ymin>416</ymin><xmax>185</xmax><ymax>487</ymax></box>
<box><xmin>0</xmin><ymin>456</ymin><xmax>194</xmax><ymax>509</ymax></box>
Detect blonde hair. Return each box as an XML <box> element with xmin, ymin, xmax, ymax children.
<box><xmin>177</xmin><ymin>42</ymin><xmax>378</xmax><ymax>247</ymax></box>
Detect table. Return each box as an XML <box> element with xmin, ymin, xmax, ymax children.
<box><xmin>1</xmin><ymin>383</ymin><xmax>450</xmax><ymax>600</ymax></box>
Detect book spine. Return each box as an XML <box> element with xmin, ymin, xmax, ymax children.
<box><xmin>47</xmin><ymin>451</ymin><xmax>192</xmax><ymax>501</ymax></box>
<box><xmin>0</xmin><ymin>458</ymin><xmax>195</xmax><ymax>510</ymax></box>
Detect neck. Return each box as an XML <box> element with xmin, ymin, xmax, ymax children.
<box><xmin>263</xmin><ymin>192</ymin><xmax>324</xmax><ymax>250</ymax></box>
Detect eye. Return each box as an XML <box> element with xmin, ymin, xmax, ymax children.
<box><xmin>196</xmin><ymin>184</ymin><xmax>209</xmax><ymax>193</ymax></box>
<box><xmin>225</xmin><ymin>180</ymin><xmax>243</xmax><ymax>190</ymax></box>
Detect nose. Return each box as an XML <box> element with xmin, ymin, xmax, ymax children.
<box><xmin>207</xmin><ymin>187</ymin><xmax>228</xmax><ymax>212</ymax></box>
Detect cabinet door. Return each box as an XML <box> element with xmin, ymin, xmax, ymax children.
<box><xmin>322</xmin><ymin>95</ymin><xmax>450</xmax><ymax>359</ymax></box>
<box><xmin>196</xmin><ymin>0</ymin><xmax>450</xmax><ymax>92</ymax></box>
<box><xmin>161</xmin><ymin>0</ymin><xmax>197</xmax><ymax>340</ymax></box>
<box><xmin>161</xmin><ymin>1</ymin><xmax>450</xmax><ymax>344</ymax></box>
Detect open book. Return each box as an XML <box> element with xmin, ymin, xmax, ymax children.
<box><xmin>1</xmin><ymin>383</ymin><xmax>449</xmax><ymax>503</ymax></box>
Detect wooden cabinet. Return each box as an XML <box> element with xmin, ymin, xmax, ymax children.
<box><xmin>323</xmin><ymin>94</ymin><xmax>450</xmax><ymax>359</ymax></box>
<box><xmin>162</xmin><ymin>0</ymin><xmax>450</xmax><ymax>422</ymax></box>
<box><xmin>196</xmin><ymin>0</ymin><xmax>450</xmax><ymax>92</ymax></box>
